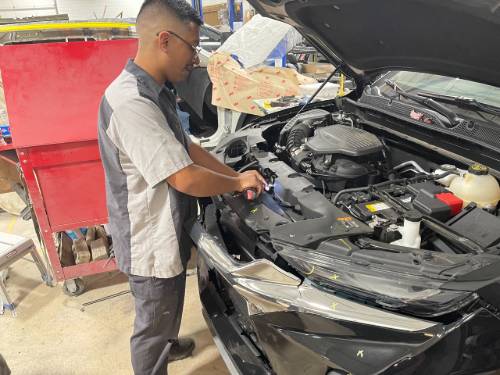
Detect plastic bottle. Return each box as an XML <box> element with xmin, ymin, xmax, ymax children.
<box><xmin>391</xmin><ymin>211</ymin><xmax>422</xmax><ymax>249</ymax></box>
<box><xmin>448</xmin><ymin>164</ymin><xmax>500</xmax><ymax>209</ymax></box>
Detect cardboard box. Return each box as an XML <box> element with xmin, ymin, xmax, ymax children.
<box><xmin>302</xmin><ymin>63</ymin><xmax>335</xmax><ymax>74</ymax></box>
<box><xmin>203</xmin><ymin>4</ymin><xmax>226</xmax><ymax>26</ymax></box>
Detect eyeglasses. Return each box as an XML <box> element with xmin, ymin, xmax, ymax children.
<box><xmin>156</xmin><ymin>30</ymin><xmax>201</xmax><ymax>57</ymax></box>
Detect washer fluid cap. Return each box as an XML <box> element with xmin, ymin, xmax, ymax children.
<box><xmin>404</xmin><ymin>210</ymin><xmax>423</xmax><ymax>222</ymax></box>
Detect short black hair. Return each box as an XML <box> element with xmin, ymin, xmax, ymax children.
<box><xmin>138</xmin><ymin>0</ymin><xmax>202</xmax><ymax>26</ymax></box>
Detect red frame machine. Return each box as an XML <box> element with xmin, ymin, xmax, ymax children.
<box><xmin>0</xmin><ymin>39</ymin><xmax>138</xmax><ymax>288</ymax></box>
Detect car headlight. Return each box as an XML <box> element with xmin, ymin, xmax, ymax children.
<box><xmin>279</xmin><ymin>247</ymin><xmax>478</xmax><ymax>317</ymax></box>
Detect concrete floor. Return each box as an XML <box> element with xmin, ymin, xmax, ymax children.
<box><xmin>0</xmin><ymin>212</ymin><xmax>230</xmax><ymax>375</ymax></box>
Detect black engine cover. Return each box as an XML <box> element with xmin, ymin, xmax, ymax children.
<box><xmin>305</xmin><ymin>125</ymin><xmax>383</xmax><ymax>157</ymax></box>
<box><xmin>312</xmin><ymin>157</ymin><xmax>369</xmax><ymax>179</ymax></box>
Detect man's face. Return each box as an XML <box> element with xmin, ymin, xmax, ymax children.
<box><xmin>162</xmin><ymin>22</ymin><xmax>200</xmax><ymax>83</ymax></box>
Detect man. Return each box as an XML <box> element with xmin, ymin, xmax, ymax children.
<box><xmin>97</xmin><ymin>1</ymin><xmax>265</xmax><ymax>374</ymax></box>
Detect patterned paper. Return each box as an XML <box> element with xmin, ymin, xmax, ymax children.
<box><xmin>208</xmin><ymin>52</ymin><xmax>316</xmax><ymax>116</ymax></box>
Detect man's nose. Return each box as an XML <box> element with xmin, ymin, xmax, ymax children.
<box><xmin>193</xmin><ymin>54</ymin><xmax>200</xmax><ymax>66</ymax></box>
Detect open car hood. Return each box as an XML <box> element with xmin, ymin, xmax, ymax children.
<box><xmin>247</xmin><ymin>0</ymin><xmax>500</xmax><ymax>88</ymax></box>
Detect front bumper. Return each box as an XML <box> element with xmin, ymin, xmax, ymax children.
<box><xmin>192</xmin><ymin>222</ymin><xmax>500</xmax><ymax>374</ymax></box>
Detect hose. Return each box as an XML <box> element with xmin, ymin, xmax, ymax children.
<box><xmin>237</xmin><ymin>160</ymin><xmax>258</xmax><ymax>172</ymax></box>
<box><xmin>392</xmin><ymin>160</ymin><xmax>429</xmax><ymax>174</ymax></box>
<box><xmin>285</xmin><ymin>121</ymin><xmax>314</xmax><ymax>170</ymax></box>
<box><xmin>331</xmin><ymin>174</ymin><xmax>430</xmax><ymax>205</ymax></box>
<box><xmin>431</xmin><ymin>170</ymin><xmax>460</xmax><ymax>180</ymax></box>
<box><xmin>285</xmin><ymin>124</ymin><xmax>310</xmax><ymax>154</ymax></box>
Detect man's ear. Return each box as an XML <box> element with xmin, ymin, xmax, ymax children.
<box><xmin>158</xmin><ymin>31</ymin><xmax>170</xmax><ymax>53</ymax></box>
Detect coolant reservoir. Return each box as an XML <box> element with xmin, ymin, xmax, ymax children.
<box><xmin>449</xmin><ymin>164</ymin><xmax>500</xmax><ymax>209</ymax></box>
<box><xmin>434</xmin><ymin>164</ymin><xmax>461</xmax><ymax>187</ymax></box>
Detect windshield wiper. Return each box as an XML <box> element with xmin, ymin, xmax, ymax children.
<box><xmin>385</xmin><ymin>80</ymin><xmax>463</xmax><ymax>128</ymax></box>
<box><xmin>417</xmin><ymin>92</ymin><xmax>500</xmax><ymax>117</ymax></box>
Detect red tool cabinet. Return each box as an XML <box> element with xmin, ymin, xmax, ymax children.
<box><xmin>0</xmin><ymin>39</ymin><xmax>138</xmax><ymax>292</ymax></box>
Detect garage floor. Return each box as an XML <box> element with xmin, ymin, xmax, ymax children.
<box><xmin>0</xmin><ymin>212</ymin><xmax>229</xmax><ymax>375</ymax></box>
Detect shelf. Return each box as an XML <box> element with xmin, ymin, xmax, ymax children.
<box><xmin>61</xmin><ymin>258</ymin><xmax>117</xmax><ymax>280</ymax></box>
<box><xmin>0</xmin><ymin>144</ymin><xmax>15</xmax><ymax>152</ymax></box>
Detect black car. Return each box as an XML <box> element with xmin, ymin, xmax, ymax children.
<box><xmin>190</xmin><ymin>1</ymin><xmax>500</xmax><ymax>374</ymax></box>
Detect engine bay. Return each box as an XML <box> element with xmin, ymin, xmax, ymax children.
<box><xmin>210</xmin><ymin>105</ymin><xmax>500</xmax><ymax>317</ymax></box>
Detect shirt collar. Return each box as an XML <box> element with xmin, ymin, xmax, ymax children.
<box><xmin>125</xmin><ymin>59</ymin><xmax>167</xmax><ymax>97</ymax></box>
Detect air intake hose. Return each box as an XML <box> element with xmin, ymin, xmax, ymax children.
<box><xmin>285</xmin><ymin>122</ymin><xmax>313</xmax><ymax>169</ymax></box>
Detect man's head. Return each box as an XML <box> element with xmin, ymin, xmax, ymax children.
<box><xmin>136</xmin><ymin>0</ymin><xmax>202</xmax><ymax>83</ymax></box>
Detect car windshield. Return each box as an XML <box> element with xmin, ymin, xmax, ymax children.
<box><xmin>381</xmin><ymin>71</ymin><xmax>500</xmax><ymax>109</ymax></box>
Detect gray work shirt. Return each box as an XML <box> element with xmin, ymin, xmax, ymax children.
<box><xmin>98</xmin><ymin>60</ymin><xmax>197</xmax><ymax>278</ymax></box>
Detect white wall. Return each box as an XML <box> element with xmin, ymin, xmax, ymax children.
<box><xmin>0</xmin><ymin>0</ymin><xmax>247</xmax><ymax>21</ymax></box>
<box><xmin>57</xmin><ymin>0</ymin><xmax>142</xmax><ymax>20</ymax></box>
<box><xmin>0</xmin><ymin>0</ymin><xmax>58</xmax><ymax>18</ymax></box>
<box><xmin>0</xmin><ymin>0</ymin><xmax>142</xmax><ymax>20</ymax></box>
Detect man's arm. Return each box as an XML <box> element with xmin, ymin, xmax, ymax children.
<box><xmin>167</xmin><ymin>164</ymin><xmax>265</xmax><ymax>197</ymax></box>
<box><xmin>188</xmin><ymin>143</ymin><xmax>239</xmax><ymax>178</ymax></box>
<box><xmin>107</xmin><ymin>99</ymin><xmax>265</xmax><ymax>197</ymax></box>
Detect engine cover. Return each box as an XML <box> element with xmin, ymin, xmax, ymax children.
<box><xmin>305</xmin><ymin>125</ymin><xmax>383</xmax><ymax>157</ymax></box>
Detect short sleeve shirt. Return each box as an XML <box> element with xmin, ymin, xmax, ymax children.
<box><xmin>98</xmin><ymin>60</ymin><xmax>197</xmax><ymax>278</ymax></box>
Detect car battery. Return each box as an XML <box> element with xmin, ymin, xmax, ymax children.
<box><xmin>352</xmin><ymin>200</ymin><xmax>399</xmax><ymax>222</ymax></box>
<box><xmin>408</xmin><ymin>181</ymin><xmax>463</xmax><ymax>221</ymax></box>
<box><xmin>435</xmin><ymin>193</ymin><xmax>463</xmax><ymax>216</ymax></box>
<box><xmin>407</xmin><ymin>181</ymin><xmax>444</xmax><ymax>196</ymax></box>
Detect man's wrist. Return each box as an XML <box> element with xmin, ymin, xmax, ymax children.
<box><xmin>232</xmin><ymin>175</ymin><xmax>242</xmax><ymax>192</ymax></box>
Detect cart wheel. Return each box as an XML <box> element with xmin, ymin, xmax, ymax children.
<box><xmin>63</xmin><ymin>278</ymin><xmax>85</xmax><ymax>296</ymax></box>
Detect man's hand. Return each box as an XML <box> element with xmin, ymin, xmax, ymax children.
<box><xmin>167</xmin><ymin>165</ymin><xmax>266</xmax><ymax>198</ymax></box>
<box><xmin>236</xmin><ymin>170</ymin><xmax>267</xmax><ymax>196</ymax></box>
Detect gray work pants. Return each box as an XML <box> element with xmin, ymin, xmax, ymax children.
<box><xmin>128</xmin><ymin>271</ymin><xmax>187</xmax><ymax>375</ymax></box>
<box><xmin>0</xmin><ymin>354</ymin><xmax>10</xmax><ymax>375</ymax></box>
